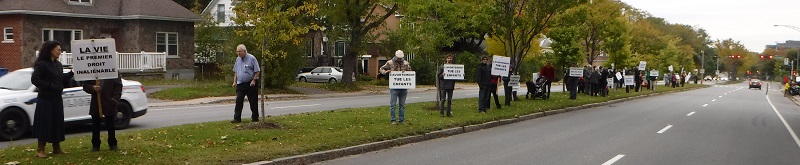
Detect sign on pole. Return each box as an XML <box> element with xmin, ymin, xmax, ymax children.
<box><xmin>443</xmin><ymin>64</ymin><xmax>465</xmax><ymax>80</ymax></box>
<box><xmin>491</xmin><ymin>55</ymin><xmax>511</xmax><ymax>76</ymax></box>
<box><xmin>615</xmin><ymin>72</ymin><xmax>623</xmax><ymax>80</ymax></box>
<box><xmin>510</xmin><ymin>75</ymin><xmax>520</xmax><ymax>91</ymax></box>
<box><xmin>715</xmin><ymin>70</ymin><xmax>720</xmax><ymax>75</ymax></box>
<box><xmin>607</xmin><ymin>78</ymin><xmax>613</xmax><ymax>87</ymax></box>
<box><xmin>638</xmin><ymin>61</ymin><xmax>647</xmax><ymax>70</ymax></box>
<box><xmin>685</xmin><ymin>73</ymin><xmax>692</xmax><ymax>83</ymax></box>
<box><xmin>786</xmin><ymin>58</ymin><xmax>790</xmax><ymax>66</ymax></box>
<box><xmin>624</xmin><ymin>75</ymin><xmax>634</xmax><ymax>86</ymax></box>
<box><xmin>650</xmin><ymin>70</ymin><xmax>660</xmax><ymax>77</ymax></box>
<box><xmin>569</xmin><ymin>67</ymin><xmax>583</xmax><ymax>77</ymax></box>
<box><xmin>389</xmin><ymin>71</ymin><xmax>416</xmax><ymax>89</ymax></box>
<box><xmin>668</xmin><ymin>65</ymin><xmax>674</xmax><ymax>72</ymax></box>
<box><xmin>71</xmin><ymin>39</ymin><xmax>119</xmax><ymax>81</ymax></box>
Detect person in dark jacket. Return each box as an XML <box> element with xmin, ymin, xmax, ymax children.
<box><xmin>82</xmin><ymin>78</ymin><xmax>122</xmax><ymax>151</ymax></box>
<box><xmin>541</xmin><ymin>61</ymin><xmax>555</xmax><ymax>99</ymax></box>
<box><xmin>476</xmin><ymin>56</ymin><xmax>491</xmax><ymax>113</ymax></box>
<box><xmin>503</xmin><ymin>67</ymin><xmax>515</xmax><ymax>106</ymax></box>
<box><xmin>437</xmin><ymin>54</ymin><xmax>456</xmax><ymax>117</ymax></box>
<box><xmin>590</xmin><ymin>67</ymin><xmax>601</xmax><ymax>96</ymax></box>
<box><xmin>31</xmin><ymin>41</ymin><xmax>74</xmax><ymax>157</ymax></box>
<box><xmin>568</xmin><ymin>64</ymin><xmax>580</xmax><ymax>99</ymax></box>
<box><xmin>634</xmin><ymin>68</ymin><xmax>642</xmax><ymax>92</ymax></box>
<box><xmin>490</xmin><ymin>75</ymin><xmax>502</xmax><ymax>109</ymax></box>
<box><xmin>600</xmin><ymin>67</ymin><xmax>609</xmax><ymax>96</ymax></box>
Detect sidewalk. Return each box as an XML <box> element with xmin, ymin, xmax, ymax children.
<box><xmin>147</xmin><ymin>83</ymin><xmax>482</xmax><ymax>107</ymax></box>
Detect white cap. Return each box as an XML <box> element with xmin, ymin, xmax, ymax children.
<box><xmin>395</xmin><ymin>50</ymin><xmax>404</xmax><ymax>58</ymax></box>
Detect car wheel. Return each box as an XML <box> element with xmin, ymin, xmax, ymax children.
<box><xmin>0</xmin><ymin>107</ymin><xmax>29</xmax><ymax>141</ymax></box>
<box><xmin>300</xmin><ymin>77</ymin><xmax>307</xmax><ymax>82</ymax></box>
<box><xmin>329</xmin><ymin>78</ymin><xmax>338</xmax><ymax>84</ymax></box>
<box><xmin>113</xmin><ymin>101</ymin><xmax>133</xmax><ymax>130</ymax></box>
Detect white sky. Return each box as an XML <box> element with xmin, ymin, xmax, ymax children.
<box><xmin>621</xmin><ymin>0</ymin><xmax>800</xmax><ymax>52</ymax></box>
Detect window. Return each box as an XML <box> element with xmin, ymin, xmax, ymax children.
<box><xmin>3</xmin><ymin>27</ymin><xmax>12</xmax><ymax>43</ymax></box>
<box><xmin>306</xmin><ymin>39</ymin><xmax>313</xmax><ymax>58</ymax></box>
<box><xmin>334</xmin><ymin>41</ymin><xmax>346</xmax><ymax>57</ymax></box>
<box><xmin>216</xmin><ymin>4</ymin><xmax>226</xmax><ymax>22</ymax></box>
<box><xmin>157</xmin><ymin>32</ymin><xmax>179</xmax><ymax>57</ymax></box>
<box><xmin>42</xmin><ymin>29</ymin><xmax>82</xmax><ymax>52</ymax></box>
<box><xmin>68</xmin><ymin>0</ymin><xmax>91</xmax><ymax>5</ymax></box>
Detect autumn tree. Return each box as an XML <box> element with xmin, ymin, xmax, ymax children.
<box><xmin>715</xmin><ymin>39</ymin><xmax>752</xmax><ymax>81</ymax></box>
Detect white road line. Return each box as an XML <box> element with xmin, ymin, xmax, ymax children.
<box><xmin>602</xmin><ymin>154</ymin><xmax>625</xmax><ymax>165</ymax></box>
<box><xmin>719</xmin><ymin>96</ymin><xmax>723</xmax><ymax>98</ymax></box>
<box><xmin>270</xmin><ymin>104</ymin><xmax>321</xmax><ymax>109</ymax></box>
<box><xmin>702</xmin><ymin>104</ymin><xmax>708</xmax><ymax>107</ymax></box>
<box><xmin>657</xmin><ymin>125</ymin><xmax>673</xmax><ymax>134</ymax></box>
<box><xmin>766</xmin><ymin>95</ymin><xmax>800</xmax><ymax>149</ymax></box>
<box><xmin>712</xmin><ymin>99</ymin><xmax>716</xmax><ymax>102</ymax></box>
<box><xmin>687</xmin><ymin>112</ymin><xmax>695</xmax><ymax>116</ymax></box>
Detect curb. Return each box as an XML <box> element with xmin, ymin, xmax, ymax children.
<box><xmin>246</xmin><ymin>85</ymin><xmax>709</xmax><ymax>165</ymax></box>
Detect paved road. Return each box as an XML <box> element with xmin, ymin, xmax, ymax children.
<box><xmin>315</xmin><ymin>82</ymin><xmax>800</xmax><ymax>165</ymax></box>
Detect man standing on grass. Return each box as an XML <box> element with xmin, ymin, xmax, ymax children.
<box><xmin>476</xmin><ymin>56</ymin><xmax>491</xmax><ymax>113</ymax></box>
<box><xmin>381</xmin><ymin>50</ymin><xmax>413</xmax><ymax>124</ymax></box>
<box><xmin>231</xmin><ymin>44</ymin><xmax>260</xmax><ymax>123</ymax></box>
<box><xmin>541</xmin><ymin>61</ymin><xmax>555</xmax><ymax>99</ymax></box>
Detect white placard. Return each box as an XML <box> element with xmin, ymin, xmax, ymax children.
<box><xmin>650</xmin><ymin>70</ymin><xmax>659</xmax><ymax>77</ymax></box>
<box><xmin>685</xmin><ymin>73</ymin><xmax>692</xmax><ymax>83</ymax></box>
<box><xmin>638</xmin><ymin>61</ymin><xmax>647</xmax><ymax>70</ymax></box>
<box><xmin>509</xmin><ymin>75</ymin><xmax>521</xmax><ymax>87</ymax></box>
<box><xmin>786</xmin><ymin>58</ymin><xmax>790</xmax><ymax>65</ymax></box>
<box><xmin>624</xmin><ymin>75</ymin><xmax>634</xmax><ymax>86</ymax></box>
<box><xmin>389</xmin><ymin>71</ymin><xmax>416</xmax><ymax>89</ymax></box>
<box><xmin>569</xmin><ymin>67</ymin><xmax>583</xmax><ymax>77</ymax></box>
<box><xmin>607</xmin><ymin>78</ymin><xmax>613</xmax><ymax>87</ymax></box>
<box><xmin>443</xmin><ymin>64</ymin><xmax>465</xmax><ymax>80</ymax></box>
<box><xmin>615</xmin><ymin>72</ymin><xmax>623</xmax><ymax>80</ymax></box>
<box><xmin>668</xmin><ymin>65</ymin><xmax>674</xmax><ymax>72</ymax></box>
<box><xmin>71</xmin><ymin>39</ymin><xmax>119</xmax><ymax>81</ymax></box>
<box><xmin>491</xmin><ymin>55</ymin><xmax>511</xmax><ymax>76</ymax></box>
<box><xmin>531</xmin><ymin>72</ymin><xmax>540</xmax><ymax>82</ymax></box>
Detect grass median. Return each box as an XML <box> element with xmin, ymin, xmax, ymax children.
<box><xmin>0</xmin><ymin>84</ymin><xmax>703</xmax><ymax>164</ymax></box>
<box><xmin>147</xmin><ymin>79</ymin><xmax>301</xmax><ymax>101</ymax></box>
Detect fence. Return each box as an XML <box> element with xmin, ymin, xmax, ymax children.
<box><xmin>51</xmin><ymin>51</ymin><xmax>167</xmax><ymax>72</ymax></box>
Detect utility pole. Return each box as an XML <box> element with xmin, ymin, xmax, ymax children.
<box><xmin>701</xmin><ymin>50</ymin><xmax>704</xmax><ymax>85</ymax></box>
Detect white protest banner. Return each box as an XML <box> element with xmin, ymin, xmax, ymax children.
<box><xmin>491</xmin><ymin>55</ymin><xmax>511</xmax><ymax>76</ymax></box>
<box><xmin>624</xmin><ymin>75</ymin><xmax>634</xmax><ymax>86</ymax></box>
<box><xmin>668</xmin><ymin>65</ymin><xmax>674</xmax><ymax>72</ymax></box>
<box><xmin>71</xmin><ymin>39</ymin><xmax>119</xmax><ymax>81</ymax></box>
<box><xmin>509</xmin><ymin>75</ymin><xmax>521</xmax><ymax>87</ymax></box>
<box><xmin>443</xmin><ymin>64</ymin><xmax>465</xmax><ymax>80</ymax></box>
<box><xmin>531</xmin><ymin>72</ymin><xmax>540</xmax><ymax>82</ymax></box>
<box><xmin>615</xmin><ymin>72</ymin><xmax>622</xmax><ymax>80</ymax></box>
<box><xmin>607</xmin><ymin>78</ymin><xmax>613</xmax><ymax>87</ymax></box>
<box><xmin>685</xmin><ymin>73</ymin><xmax>692</xmax><ymax>83</ymax></box>
<box><xmin>569</xmin><ymin>67</ymin><xmax>583</xmax><ymax>77</ymax></box>
<box><xmin>650</xmin><ymin>70</ymin><xmax>659</xmax><ymax>77</ymax></box>
<box><xmin>638</xmin><ymin>61</ymin><xmax>647</xmax><ymax>70</ymax></box>
<box><xmin>389</xmin><ymin>71</ymin><xmax>416</xmax><ymax>89</ymax></box>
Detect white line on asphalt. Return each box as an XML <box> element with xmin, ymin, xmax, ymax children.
<box><xmin>719</xmin><ymin>96</ymin><xmax>723</xmax><ymax>98</ymax></box>
<box><xmin>712</xmin><ymin>99</ymin><xmax>716</xmax><ymax>102</ymax></box>
<box><xmin>657</xmin><ymin>125</ymin><xmax>673</xmax><ymax>134</ymax></box>
<box><xmin>602</xmin><ymin>154</ymin><xmax>625</xmax><ymax>165</ymax></box>
<box><xmin>766</xmin><ymin>95</ymin><xmax>800</xmax><ymax>149</ymax></box>
<box><xmin>270</xmin><ymin>104</ymin><xmax>321</xmax><ymax>109</ymax></box>
<box><xmin>687</xmin><ymin>112</ymin><xmax>695</xmax><ymax>116</ymax></box>
<box><xmin>702</xmin><ymin>104</ymin><xmax>708</xmax><ymax>107</ymax></box>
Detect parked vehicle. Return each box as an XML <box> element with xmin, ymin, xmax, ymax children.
<box><xmin>748</xmin><ymin>79</ymin><xmax>762</xmax><ymax>90</ymax></box>
<box><xmin>295</xmin><ymin>66</ymin><xmax>354</xmax><ymax>83</ymax></box>
<box><xmin>0</xmin><ymin>68</ymin><xmax>148</xmax><ymax>140</ymax></box>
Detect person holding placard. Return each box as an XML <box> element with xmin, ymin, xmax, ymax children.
<box><xmin>231</xmin><ymin>44</ymin><xmax>261</xmax><ymax>123</ymax></box>
<box><xmin>541</xmin><ymin>61</ymin><xmax>555</xmax><ymax>99</ymax></box>
<box><xmin>31</xmin><ymin>41</ymin><xmax>74</xmax><ymax>157</ymax></box>
<box><xmin>476</xmin><ymin>56</ymin><xmax>491</xmax><ymax>113</ymax></box>
<box><xmin>380</xmin><ymin>50</ymin><xmax>413</xmax><ymax>124</ymax></box>
<box><xmin>436</xmin><ymin>54</ymin><xmax>456</xmax><ymax>117</ymax></box>
<box><xmin>82</xmin><ymin>77</ymin><xmax>122</xmax><ymax>151</ymax></box>
<box><xmin>634</xmin><ymin>68</ymin><xmax>642</xmax><ymax>92</ymax></box>
<box><xmin>502</xmin><ymin>67</ymin><xmax>514</xmax><ymax>106</ymax></box>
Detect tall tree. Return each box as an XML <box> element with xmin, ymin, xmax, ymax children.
<box><xmin>489</xmin><ymin>0</ymin><xmax>582</xmax><ymax>74</ymax></box>
<box><xmin>320</xmin><ymin>0</ymin><xmax>399</xmax><ymax>85</ymax></box>
<box><xmin>558</xmin><ymin>0</ymin><xmax>629</xmax><ymax>66</ymax></box>
<box><xmin>714</xmin><ymin>39</ymin><xmax>752</xmax><ymax>81</ymax></box>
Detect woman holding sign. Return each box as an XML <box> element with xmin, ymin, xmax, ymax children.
<box><xmin>437</xmin><ymin>54</ymin><xmax>456</xmax><ymax>117</ymax></box>
<box><xmin>30</xmin><ymin>41</ymin><xmax>74</xmax><ymax>157</ymax></box>
<box><xmin>380</xmin><ymin>50</ymin><xmax>413</xmax><ymax>124</ymax></box>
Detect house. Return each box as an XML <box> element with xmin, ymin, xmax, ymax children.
<box><xmin>0</xmin><ymin>0</ymin><xmax>201</xmax><ymax>79</ymax></box>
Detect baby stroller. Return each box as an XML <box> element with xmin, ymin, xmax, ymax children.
<box><xmin>526</xmin><ymin>77</ymin><xmax>548</xmax><ymax>100</ymax></box>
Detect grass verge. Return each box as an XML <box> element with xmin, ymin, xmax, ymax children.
<box><xmin>148</xmin><ymin>80</ymin><xmax>301</xmax><ymax>101</ymax></box>
<box><xmin>0</xmin><ymin>84</ymin><xmax>703</xmax><ymax>164</ymax></box>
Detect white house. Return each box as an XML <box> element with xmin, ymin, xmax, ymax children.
<box><xmin>201</xmin><ymin>0</ymin><xmax>238</xmax><ymax>27</ymax></box>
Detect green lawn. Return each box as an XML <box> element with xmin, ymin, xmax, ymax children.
<box><xmin>0</xmin><ymin>84</ymin><xmax>703</xmax><ymax>164</ymax></box>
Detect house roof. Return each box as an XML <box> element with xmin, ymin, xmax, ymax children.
<box><xmin>0</xmin><ymin>0</ymin><xmax>201</xmax><ymax>22</ymax></box>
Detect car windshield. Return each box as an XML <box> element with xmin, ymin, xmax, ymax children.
<box><xmin>334</xmin><ymin>67</ymin><xmax>343</xmax><ymax>72</ymax></box>
<box><xmin>0</xmin><ymin>70</ymin><xmax>33</xmax><ymax>90</ymax></box>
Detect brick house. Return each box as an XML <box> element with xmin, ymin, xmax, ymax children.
<box><xmin>0</xmin><ymin>0</ymin><xmax>201</xmax><ymax>79</ymax></box>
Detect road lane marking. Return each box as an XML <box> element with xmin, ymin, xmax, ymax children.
<box><xmin>719</xmin><ymin>96</ymin><xmax>723</xmax><ymax>98</ymax></box>
<box><xmin>766</xmin><ymin>95</ymin><xmax>800</xmax><ymax>149</ymax></box>
<box><xmin>687</xmin><ymin>112</ymin><xmax>695</xmax><ymax>116</ymax></box>
<box><xmin>657</xmin><ymin>125</ymin><xmax>673</xmax><ymax>134</ymax></box>
<box><xmin>712</xmin><ymin>99</ymin><xmax>716</xmax><ymax>102</ymax></box>
<box><xmin>270</xmin><ymin>104</ymin><xmax>321</xmax><ymax>109</ymax></box>
<box><xmin>602</xmin><ymin>154</ymin><xmax>625</xmax><ymax>165</ymax></box>
<box><xmin>702</xmin><ymin>104</ymin><xmax>708</xmax><ymax>107</ymax></box>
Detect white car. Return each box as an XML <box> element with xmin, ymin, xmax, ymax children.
<box><xmin>0</xmin><ymin>68</ymin><xmax>148</xmax><ymax>140</ymax></box>
<box><xmin>296</xmin><ymin>66</ymin><xmax>354</xmax><ymax>83</ymax></box>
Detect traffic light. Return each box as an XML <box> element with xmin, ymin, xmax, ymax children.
<box><xmin>761</xmin><ymin>55</ymin><xmax>765</xmax><ymax>59</ymax></box>
<box><xmin>770</xmin><ymin>55</ymin><xmax>774</xmax><ymax>59</ymax></box>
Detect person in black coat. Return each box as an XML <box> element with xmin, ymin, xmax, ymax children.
<box><xmin>634</xmin><ymin>68</ymin><xmax>642</xmax><ymax>92</ymax></box>
<box><xmin>82</xmin><ymin>78</ymin><xmax>122</xmax><ymax>151</ymax></box>
<box><xmin>437</xmin><ymin>54</ymin><xmax>456</xmax><ymax>117</ymax></box>
<box><xmin>502</xmin><ymin>67</ymin><xmax>515</xmax><ymax>106</ymax></box>
<box><xmin>31</xmin><ymin>41</ymin><xmax>73</xmax><ymax>157</ymax></box>
<box><xmin>476</xmin><ymin>56</ymin><xmax>491</xmax><ymax>113</ymax></box>
<box><xmin>600</xmin><ymin>67</ymin><xmax>609</xmax><ymax>96</ymax></box>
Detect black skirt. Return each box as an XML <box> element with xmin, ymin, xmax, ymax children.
<box><xmin>32</xmin><ymin>96</ymin><xmax>65</xmax><ymax>143</ymax></box>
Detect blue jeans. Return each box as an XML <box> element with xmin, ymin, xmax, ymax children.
<box><xmin>389</xmin><ymin>89</ymin><xmax>408</xmax><ymax>122</ymax></box>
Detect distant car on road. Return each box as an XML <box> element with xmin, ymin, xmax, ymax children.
<box><xmin>749</xmin><ymin>79</ymin><xmax>762</xmax><ymax>90</ymax></box>
<box><xmin>296</xmin><ymin>66</ymin><xmax>354</xmax><ymax>83</ymax></box>
<box><xmin>0</xmin><ymin>68</ymin><xmax>149</xmax><ymax>140</ymax></box>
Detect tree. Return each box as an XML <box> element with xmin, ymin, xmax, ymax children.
<box><xmin>194</xmin><ymin>14</ymin><xmax>232</xmax><ymax>79</ymax></box>
<box><xmin>714</xmin><ymin>39</ymin><xmax>752</xmax><ymax>81</ymax></box>
<box><xmin>489</xmin><ymin>0</ymin><xmax>582</xmax><ymax>74</ymax></box>
<box><xmin>555</xmin><ymin>0</ymin><xmax>630</xmax><ymax>66</ymax></box>
<box><xmin>320</xmin><ymin>0</ymin><xmax>399</xmax><ymax>85</ymax></box>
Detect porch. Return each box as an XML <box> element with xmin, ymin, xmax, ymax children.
<box><xmin>51</xmin><ymin>51</ymin><xmax>168</xmax><ymax>72</ymax></box>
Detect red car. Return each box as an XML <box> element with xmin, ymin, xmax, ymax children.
<box><xmin>749</xmin><ymin>79</ymin><xmax>762</xmax><ymax>90</ymax></box>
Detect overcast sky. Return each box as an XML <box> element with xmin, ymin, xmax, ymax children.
<box><xmin>621</xmin><ymin>0</ymin><xmax>800</xmax><ymax>52</ymax></box>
